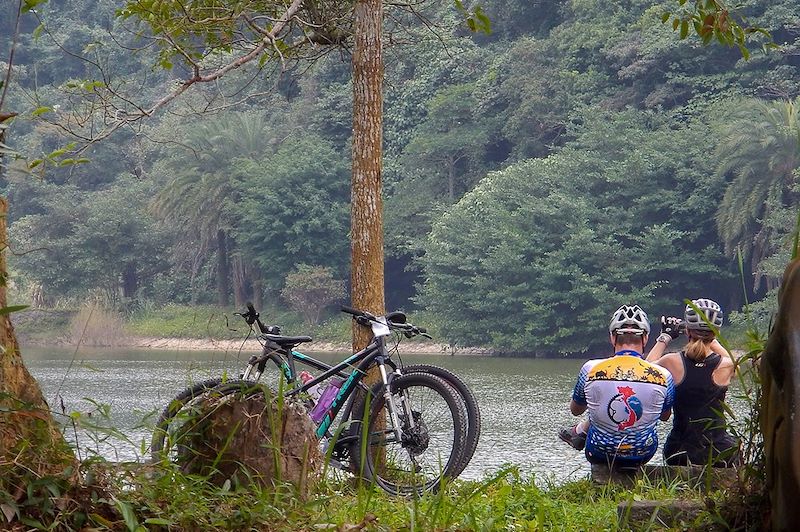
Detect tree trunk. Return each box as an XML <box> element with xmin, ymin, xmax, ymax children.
<box><xmin>252</xmin><ymin>267</ymin><xmax>263</xmax><ymax>311</ymax></box>
<box><xmin>216</xmin><ymin>228</ymin><xmax>230</xmax><ymax>307</ymax></box>
<box><xmin>761</xmin><ymin>257</ymin><xmax>800</xmax><ymax>529</ymax></box>
<box><xmin>121</xmin><ymin>261</ymin><xmax>138</xmax><ymax>299</ymax></box>
<box><xmin>350</xmin><ymin>0</ymin><xmax>385</xmax><ymax>353</ymax></box>
<box><xmin>448</xmin><ymin>156</ymin><xmax>456</xmax><ymax>203</ymax></box>
<box><xmin>0</xmin><ymin>196</ymin><xmax>76</xmax><ymax>492</ymax></box>
<box><xmin>232</xmin><ymin>254</ymin><xmax>248</xmax><ymax>309</ymax></box>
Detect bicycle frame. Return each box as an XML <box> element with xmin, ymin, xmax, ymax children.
<box><xmin>241</xmin><ymin>334</ymin><xmax>402</xmax><ymax>441</ymax></box>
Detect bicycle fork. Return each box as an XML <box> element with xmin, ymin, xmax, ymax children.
<box><xmin>377</xmin><ymin>360</ymin><xmax>416</xmax><ymax>444</ymax></box>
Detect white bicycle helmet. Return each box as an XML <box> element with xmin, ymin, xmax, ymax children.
<box><xmin>684</xmin><ymin>298</ymin><xmax>723</xmax><ymax>331</ymax></box>
<box><xmin>609</xmin><ymin>305</ymin><xmax>650</xmax><ymax>335</ymax></box>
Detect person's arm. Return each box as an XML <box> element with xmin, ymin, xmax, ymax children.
<box><xmin>710</xmin><ymin>338</ymin><xmax>734</xmax><ymax>361</ymax></box>
<box><xmin>656</xmin><ymin>353</ymin><xmax>684</xmax><ymax>387</ymax></box>
<box><xmin>646</xmin><ymin>340</ymin><xmax>669</xmax><ymax>362</ymax></box>
<box><xmin>660</xmin><ymin>370</ymin><xmax>675</xmax><ymax>421</ymax></box>
<box><xmin>571</xmin><ymin>399</ymin><xmax>587</xmax><ymax>416</ymax></box>
<box><xmin>646</xmin><ymin>316</ymin><xmax>683</xmax><ymax>362</ymax></box>
<box><xmin>570</xmin><ymin>363</ymin><xmax>590</xmax><ymax>416</ymax></box>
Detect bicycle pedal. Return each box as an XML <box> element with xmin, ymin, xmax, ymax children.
<box><xmin>326</xmin><ymin>458</ymin><xmax>346</xmax><ymax>470</ymax></box>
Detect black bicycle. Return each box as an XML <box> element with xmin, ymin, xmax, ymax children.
<box><xmin>152</xmin><ymin>304</ymin><xmax>474</xmax><ymax>495</ymax></box>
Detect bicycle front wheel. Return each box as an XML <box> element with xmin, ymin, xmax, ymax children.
<box><xmin>400</xmin><ymin>364</ymin><xmax>481</xmax><ymax>476</ymax></box>
<box><xmin>355</xmin><ymin>373</ymin><xmax>467</xmax><ymax>495</ymax></box>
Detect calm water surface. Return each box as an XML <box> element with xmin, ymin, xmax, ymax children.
<box><xmin>22</xmin><ymin>346</ymin><xmax>744</xmax><ymax>484</ymax></box>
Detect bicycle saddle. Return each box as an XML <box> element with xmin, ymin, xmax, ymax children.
<box><xmin>263</xmin><ymin>333</ymin><xmax>313</xmax><ymax>348</ymax></box>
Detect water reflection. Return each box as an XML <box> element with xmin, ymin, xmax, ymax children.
<box><xmin>22</xmin><ymin>347</ymin><xmax>746</xmax><ymax>484</ymax></box>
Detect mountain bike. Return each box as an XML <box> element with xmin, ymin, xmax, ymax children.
<box><xmin>151</xmin><ymin>304</ymin><xmax>470</xmax><ymax>495</ymax></box>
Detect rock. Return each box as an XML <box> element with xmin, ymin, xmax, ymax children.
<box><xmin>591</xmin><ymin>463</ymin><xmax>738</xmax><ymax>490</ymax></box>
<box><xmin>176</xmin><ymin>385</ymin><xmax>322</xmax><ymax>497</ymax></box>
<box><xmin>618</xmin><ymin>499</ymin><xmax>706</xmax><ymax>529</ymax></box>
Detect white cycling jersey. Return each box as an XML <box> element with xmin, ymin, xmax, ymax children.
<box><xmin>572</xmin><ymin>350</ymin><xmax>674</xmax><ymax>464</ymax></box>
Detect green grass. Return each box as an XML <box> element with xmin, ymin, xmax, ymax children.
<box><xmin>17</xmin><ymin>462</ymin><xmax>745</xmax><ymax>531</ymax></box>
<box><xmin>125</xmin><ymin>304</ymin><xmax>248</xmax><ymax>339</ymax></box>
<box><xmin>125</xmin><ymin>303</ymin><xmax>356</xmax><ymax>344</ymax></box>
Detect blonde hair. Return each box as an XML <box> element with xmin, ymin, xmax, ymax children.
<box><xmin>684</xmin><ymin>331</ymin><xmax>715</xmax><ymax>361</ymax></box>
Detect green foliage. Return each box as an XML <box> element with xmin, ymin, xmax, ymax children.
<box><xmin>3</xmin><ymin>0</ymin><xmax>800</xmax><ymax>353</ymax></box>
<box><xmin>454</xmin><ymin>0</ymin><xmax>492</xmax><ymax>35</ymax></box>
<box><xmin>281</xmin><ymin>265</ymin><xmax>346</xmax><ymax>326</ymax></box>
<box><xmin>235</xmin><ymin>134</ymin><xmax>350</xmax><ymax>291</ymax></box>
<box><xmin>663</xmin><ymin>0</ymin><xmax>774</xmax><ymax>58</ymax></box>
<box><xmin>419</xmin><ymin>109</ymin><xmax>730</xmax><ymax>354</ymax></box>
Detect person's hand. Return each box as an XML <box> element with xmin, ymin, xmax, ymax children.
<box><xmin>661</xmin><ymin>316</ymin><xmax>683</xmax><ymax>339</ymax></box>
<box><xmin>656</xmin><ymin>316</ymin><xmax>683</xmax><ymax>345</ymax></box>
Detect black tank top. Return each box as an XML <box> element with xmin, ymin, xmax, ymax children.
<box><xmin>671</xmin><ymin>352</ymin><xmax>728</xmax><ymax>439</ymax></box>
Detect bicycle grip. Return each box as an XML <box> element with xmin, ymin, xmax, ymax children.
<box><xmin>340</xmin><ymin>305</ymin><xmax>363</xmax><ymax>317</ymax></box>
<box><xmin>244</xmin><ymin>301</ymin><xmax>257</xmax><ymax>325</ymax></box>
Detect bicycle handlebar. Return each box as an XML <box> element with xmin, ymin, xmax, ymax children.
<box><xmin>240</xmin><ymin>302</ymin><xmax>281</xmax><ymax>335</ymax></box>
<box><xmin>339</xmin><ymin>305</ymin><xmax>431</xmax><ymax>339</ymax></box>
<box><xmin>340</xmin><ymin>305</ymin><xmax>374</xmax><ymax>319</ymax></box>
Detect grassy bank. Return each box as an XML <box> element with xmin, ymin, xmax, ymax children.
<box><xmin>12</xmin><ymin>304</ymin><xmax>462</xmax><ymax>353</ymax></box>
<box><xmin>10</xmin><ymin>460</ymin><xmax>760</xmax><ymax>531</ymax></box>
<box><xmin>12</xmin><ymin>303</ymin><xmax>754</xmax><ymax>356</ymax></box>
<box><xmin>12</xmin><ymin>304</ymin><xmax>355</xmax><ymax>347</ymax></box>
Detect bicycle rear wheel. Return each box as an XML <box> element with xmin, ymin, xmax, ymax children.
<box><xmin>400</xmin><ymin>364</ymin><xmax>481</xmax><ymax>476</ymax></box>
<box><xmin>354</xmin><ymin>373</ymin><xmax>467</xmax><ymax>495</ymax></box>
<box><xmin>151</xmin><ymin>379</ymin><xmax>262</xmax><ymax>463</ymax></box>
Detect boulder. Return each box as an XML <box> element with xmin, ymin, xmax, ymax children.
<box><xmin>176</xmin><ymin>385</ymin><xmax>322</xmax><ymax>497</ymax></box>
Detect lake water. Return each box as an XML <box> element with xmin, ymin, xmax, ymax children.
<box><xmin>21</xmin><ymin>346</ymin><xmax>747</xmax><ymax>484</ymax></box>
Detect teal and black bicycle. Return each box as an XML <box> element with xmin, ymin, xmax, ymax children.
<box><xmin>151</xmin><ymin>304</ymin><xmax>480</xmax><ymax>495</ymax></box>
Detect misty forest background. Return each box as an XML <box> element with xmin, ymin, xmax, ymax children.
<box><xmin>1</xmin><ymin>0</ymin><xmax>798</xmax><ymax>356</ymax></box>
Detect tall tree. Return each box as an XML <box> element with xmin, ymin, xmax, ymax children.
<box><xmin>235</xmin><ymin>135</ymin><xmax>350</xmax><ymax>296</ymax></box>
<box><xmin>350</xmin><ymin>0</ymin><xmax>385</xmax><ymax>350</ymax></box>
<box><xmin>152</xmin><ymin>112</ymin><xmax>272</xmax><ymax>306</ymax></box>
<box><xmin>715</xmin><ymin>96</ymin><xmax>800</xmax><ymax>288</ymax></box>
<box><xmin>0</xmin><ymin>1</ymin><xmax>76</xmax><ymax>493</ymax></box>
<box><xmin>402</xmin><ymin>83</ymin><xmax>493</xmax><ymax>203</ymax></box>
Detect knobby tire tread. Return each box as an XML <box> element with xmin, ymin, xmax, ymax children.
<box><xmin>400</xmin><ymin>364</ymin><xmax>481</xmax><ymax>475</ymax></box>
<box><xmin>354</xmin><ymin>372</ymin><xmax>468</xmax><ymax>495</ymax></box>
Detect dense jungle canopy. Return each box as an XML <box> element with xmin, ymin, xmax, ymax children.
<box><xmin>1</xmin><ymin>0</ymin><xmax>798</xmax><ymax>355</ymax></box>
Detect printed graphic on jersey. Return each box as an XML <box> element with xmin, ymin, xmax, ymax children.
<box><xmin>607</xmin><ymin>385</ymin><xmax>643</xmax><ymax>430</ymax></box>
<box><xmin>588</xmin><ymin>356</ymin><xmax>668</xmax><ymax>386</ymax></box>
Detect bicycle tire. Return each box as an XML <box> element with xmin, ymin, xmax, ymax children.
<box><xmin>151</xmin><ymin>378</ymin><xmax>264</xmax><ymax>462</ymax></box>
<box><xmin>400</xmin><ymin>364</ymin><xmax>481</xmax><ymax>476</ymax></box>
<box><xmin>352</xmin><ymin>372</ymin><xmax>467</xmax><ymax>495</ymax></box>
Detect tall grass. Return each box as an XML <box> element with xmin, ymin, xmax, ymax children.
<box><xmin>69</xmin><ymin>303</ymin><xmax>127</xmax><ymax>347</ymax></box>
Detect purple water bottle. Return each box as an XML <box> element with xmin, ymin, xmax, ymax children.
<box><xmin>310</xmin><ymin>378</ymin><xmax>343</xmax><ymax>423</ymax></box>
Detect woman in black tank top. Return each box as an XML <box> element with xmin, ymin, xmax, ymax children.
<box><xmin>662</xmin><ymin>348</ymin><xmax>739</xmax><ymax>466</ymax></box>
<box><xmin>647</xmin><ymin>298</ymin><xmax>740</xmax><ymax>467</ymax></box>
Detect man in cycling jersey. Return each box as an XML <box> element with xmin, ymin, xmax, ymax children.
<box><xmin>560</xmin><ymin>305</ymin><xmax>675</xmax><ymax>467</ymax></box>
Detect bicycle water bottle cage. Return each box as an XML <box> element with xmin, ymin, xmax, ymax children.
<box><xmin>264</xmin><ymin>333</ymin><xmax>313</xmax><ymax>350</ymax></box>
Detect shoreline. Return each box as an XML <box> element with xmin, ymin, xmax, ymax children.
<box><xmin>19</xmin><ymin>333</ymin><xmax>746</xmax><ymax>359</ymax></box>
<box><xmin>22</xmin><ymin>335</ymin><xmax>496</xmax><ymax>356</ymax></box>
